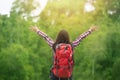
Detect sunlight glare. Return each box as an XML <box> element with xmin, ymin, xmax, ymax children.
<box><xmin>84</xmin><ymin>2</ymin><xmax>95</xmax><ymax>12</ymax></box>
<box><xmin>31</xmin><ymin>0</ymin><xmax>48</xmax><ymax>17</ymax></box>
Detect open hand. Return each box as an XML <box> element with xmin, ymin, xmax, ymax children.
<box><xmin>31</xmin><ymin>26</ymin><xmax>39</xmax><ymax>32</ymax></box>
<box><xmin>89</xmin><ymin>26</ymin><xmax>97</xmax><ymax>31</ymax></box>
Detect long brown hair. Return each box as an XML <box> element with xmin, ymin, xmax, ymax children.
<box><xmin>53</xmin><ymin>30</ymin><xmax>71</xmax><ymax>51</ymax></box>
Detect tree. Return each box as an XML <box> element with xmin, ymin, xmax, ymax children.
<box><xmin>0</xmin><ymin>44</ymin><xmax>30</xmax><ymax>80</ymax></box>
<box><xmin>11</xmin><ymin>0</ymin><xmax>40</xmax><ymax>20</ymax></box>
<box><xmin>94</xmin><ymin>0</ymin><xmax>120</xmax><ymax>20</ymax></box>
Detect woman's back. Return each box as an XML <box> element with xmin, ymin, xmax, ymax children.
<box><xmin>31</xmin><ymin>26</ymin><xmax>97</xmax><ymax>80</ymax></box>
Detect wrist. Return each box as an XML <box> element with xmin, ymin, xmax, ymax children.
<box><xmin>36</xmin><ymin>29</ymin><xmax>39</xmax><ymax>32</ymax></box>
<box><xmin>89</xmin><ymin>29</ymin><xmax>92</xmax><ymax>32</ymax></box>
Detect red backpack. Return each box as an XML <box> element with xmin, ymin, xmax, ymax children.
<box><xmin>52</xmin><ymin>43</ymin><xmax>74</xmax><ymax>78</ymax></box>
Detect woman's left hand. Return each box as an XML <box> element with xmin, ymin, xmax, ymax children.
<box><xmin>31</xmin><ymin>26</ymin><xmax>39</xmax><ymax>32</ymax></box>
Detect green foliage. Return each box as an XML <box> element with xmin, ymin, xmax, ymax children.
<box><xmin>0</xmin><ymin>44</ymin><xmax>29</xmax><ymax>80</ymax></box>
<box><xmin>0</xmin><ymin>0</ymin><xmax>120</xmax><ymax>80</ymax></box>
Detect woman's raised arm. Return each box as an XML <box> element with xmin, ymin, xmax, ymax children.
<box><xmin>31</xmin><ymin>26</ymin><xmax>54</xmax><ymax>47</ymax></box>
<box><xmin>72</xmin><ymin>26</ymin><xmax>97</xmax><ymax>48</ymax></box>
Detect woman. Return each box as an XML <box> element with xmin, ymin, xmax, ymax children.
<box><xmin>31</xmin><ymin>26</ymin><xmax>96</xmax><ymax>80</ymax></box>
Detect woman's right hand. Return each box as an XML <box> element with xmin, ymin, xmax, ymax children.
<box><xmin>89</xmin><ymin>26</ymin><xmax>97</xmax><ymax>31</ymax></box>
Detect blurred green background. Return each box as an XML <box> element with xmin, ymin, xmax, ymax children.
<box><xmin>0</xmin><ymin>0</ymin><xmax>120</xmax><ymax>80</ymax></box>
